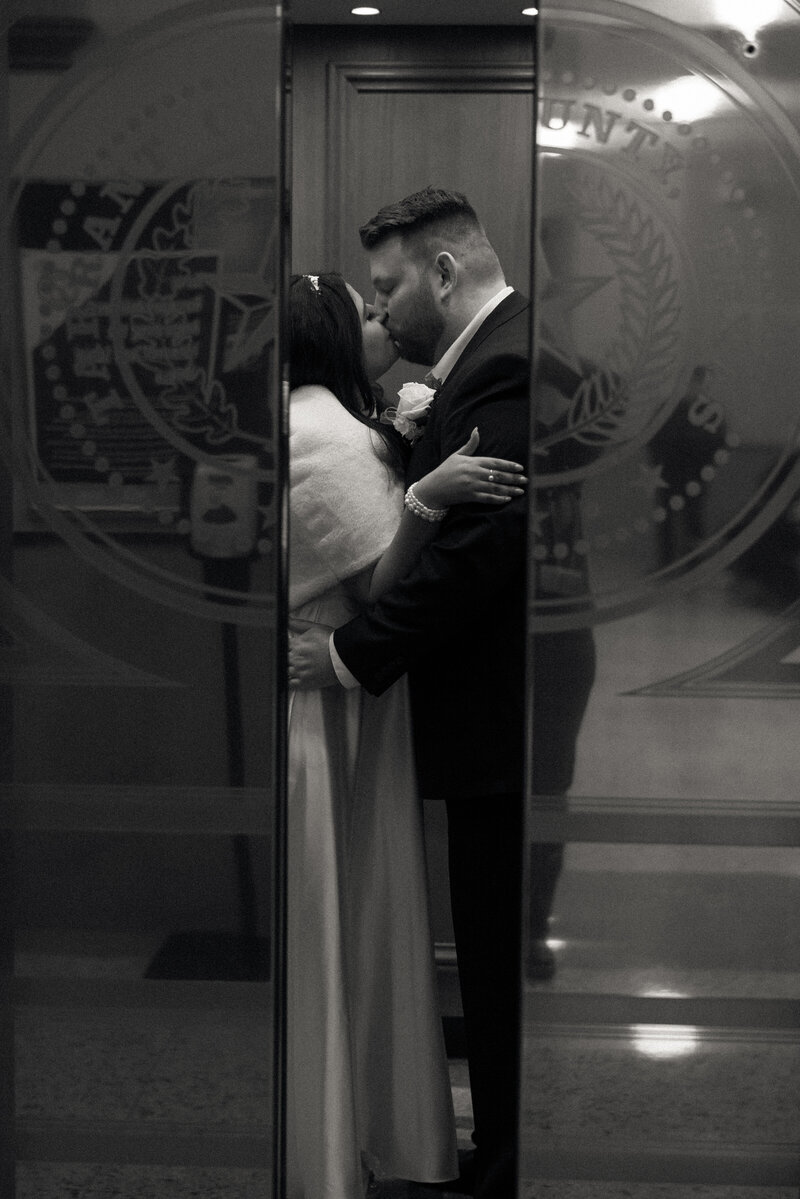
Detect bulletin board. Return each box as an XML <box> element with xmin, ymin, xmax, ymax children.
<box><xmin>15</xmin><ymin>178</ymin><xmax>277</xmax><ymax>521</ymax></box>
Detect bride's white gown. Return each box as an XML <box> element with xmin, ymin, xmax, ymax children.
<box><xmin>287</xmin><ymin>385</ymin><xmax>457</xmax><ymax>1199</ymax></box>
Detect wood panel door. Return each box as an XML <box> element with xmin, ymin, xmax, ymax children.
<box><xmin>291</xmin><ymin>26</ymin><xmax>535</xmax><ymax>299</ymax></box>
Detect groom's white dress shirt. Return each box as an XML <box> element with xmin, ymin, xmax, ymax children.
<box><xmin>329</xmin><ymin>284</ymin><xmax>515</xmax><ymax>688</ymax></box>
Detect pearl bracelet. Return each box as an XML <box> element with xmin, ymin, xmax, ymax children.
<box><xmin>404</xmin><ymin>484</ymin><xmax>448</xmax><ymax>523</ymax></box>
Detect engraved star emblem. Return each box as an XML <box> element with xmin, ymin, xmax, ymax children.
<box><xmin>630</xmin><ymin>461</ymin><xmax>669</xmax><ymax>493</ymax></box>
<box><xmin>213</xmin><ymin>203</ymin><xmax>277</xmax><ymax>367</ymax></box>
<box><xmin>215</xmin><ymin>284</ymin><xmax>275</xmax><ymax>372</ymax></box>
<box><xmin>539</xmin><ymin>271</ymin><xmax>614</xmax><ymax>375</ymax></box>
<box><xmin>146</xmin><ymin>456</ymin><xmax>179</xmax><ymax>493</ymax></box>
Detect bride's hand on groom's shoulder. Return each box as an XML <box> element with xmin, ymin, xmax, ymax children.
<box><xmin>414</xmin><ymin>427</ymin><xmax>528</xmax><ymax>510</ymax></box>
<box><xmin>288</xmin><ymin>618</ymin><xmax>338</xmax><ymax>689</ymax></box>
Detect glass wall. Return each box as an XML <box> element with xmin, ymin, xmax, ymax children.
<box><xmin>2</xmin><ymin>3</ymin><xmax>286</xmax><ymax>1196</ymax></box>
<box><xmin>525</xmin><ymin>0</ymin><xmax>800</xmax><ymax>1192</ymax></box>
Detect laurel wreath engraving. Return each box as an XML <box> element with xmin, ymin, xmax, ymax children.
<box><xmin>123</xmin><ymin>184</ymin><xmax>271</xmax><ymax>451</ymax></box>
<box><xmin>160</xmin><ymin>371</ymin><xmax>244</xmax><ymax>444</ymax></box>
<box><xmin>537</xmin><ymin>172</ymin><xmax>681</xmax><ymax>458</ymax></box>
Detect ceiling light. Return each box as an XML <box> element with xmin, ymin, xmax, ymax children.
<box><xmin>710</xmin><ymin>0</ymin><xmax>784</xmax><ymax>42</ymax></box>
<box><xmin>648</xmin><ymin>75</ymin><xmax>725</xmax><ymax>123</ymax></box>
<box><xmin>351</xmin><ymin>5</ymin><xmax>380</xmax><ymax>13</ymax></box>
<box><xmin>522</xmin><ymin>6</ymin><xmax>539</xmax><ymax>13</ymax></box>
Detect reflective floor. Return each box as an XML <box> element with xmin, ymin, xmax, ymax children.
<box><xmin>14</xmin><ymin>573</ymin><xmax>800</xmax><ymax>1197</ymax></box>
<box><xmin>14</xmin><ymin>970</ymin><xmax>796</xmax><ymax>1197</ymax></box>
<box><xmin>519</xmin><ymin>564</ymin><xmax>800</xmax><ymax>1195</ymax></box>
<box><xmin>14</xmin><ymin>836</ymin><xmax>798</xmax><ymax>1199</ymax></box>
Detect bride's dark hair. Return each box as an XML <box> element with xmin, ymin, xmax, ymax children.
<box><xmin>288</xmin><ymin>272</ymin><xmax>408</xmax><ymax>473</ymax></box>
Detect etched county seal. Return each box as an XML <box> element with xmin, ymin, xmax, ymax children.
<box><xmin>531</xmin><ymin>2</ymin><xmax>800</xmax><ymax>629</ymax></box>
<box><xmin>7</xmin><ymin>4</ymin><xmax>282</xmax><ymax>623</ymax></box>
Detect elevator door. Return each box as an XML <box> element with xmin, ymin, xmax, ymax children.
<box><xmin>524</xmin><ymin>1</ymin><xmax>800</xmax><ymax>1191</ymax></box>
<box><xmin>3</xmin><ymin>4</ymin><xmax>286</xmax><ymax>1196</ymax></box>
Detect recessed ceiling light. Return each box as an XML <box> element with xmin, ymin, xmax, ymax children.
<box><xmin>351</xmin><ymin>5</ymin><xmax>380</xmax><ymax>13</ymax></box>
<box><xmin>522</xmin><ymin>6</ymin><xmax>539</xmax><ymax>13</ymax></box>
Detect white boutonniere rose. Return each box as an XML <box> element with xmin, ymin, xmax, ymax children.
<box><xmin>381</xmin><ymin>381</ymin><xmax>437</xmax><ymax>443</ymax></box>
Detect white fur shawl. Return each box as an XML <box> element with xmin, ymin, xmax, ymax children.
<box><xmin>289</xmin><ymin>385</ymin><xmax>403</xmax><ymax>610</ymax></box>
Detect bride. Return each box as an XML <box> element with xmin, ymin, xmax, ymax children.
<box><xmin>286</xmin><ymin>271</ymin><xmax>526</xmax><ymax>1197</ymax></box>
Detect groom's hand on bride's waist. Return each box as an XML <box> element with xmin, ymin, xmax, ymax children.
<box><xmin>288</xmin><ymin>618</ymin><xmax>338</xmax><ymax>689</ymax></box>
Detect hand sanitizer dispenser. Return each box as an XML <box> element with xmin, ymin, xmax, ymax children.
<box><xmin>189</xmin><ymin>454</ymin><xmax>259</xmax><ymax>559</ymax></box>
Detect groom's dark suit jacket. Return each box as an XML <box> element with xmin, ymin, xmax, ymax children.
<box><xmin>334</xmin><ymin>291</ymin><xmax>532</xmax><ymax>799</ymax></box>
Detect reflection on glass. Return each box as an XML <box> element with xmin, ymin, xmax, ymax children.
<box><xmin>525</xmin><ymin>0</ymin><xmax>800</xmax><ymax>1191</ymax></box>
<box><xmin>4</xmin><ymin>4</ymin><xmax>285</xmax><ymax>1196</ymax></box>
<box><xmin>631</xmin><ymin>1023</ymin><xmax>699</xmax><ymax>1059</ymax></box>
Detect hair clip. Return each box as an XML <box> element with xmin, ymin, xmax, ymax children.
<box><xmin>304</xmin><ymin>274</ymin><xmax>321</xmax><ymax>292</ymax></box>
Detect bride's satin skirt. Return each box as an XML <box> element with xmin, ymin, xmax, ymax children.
<box><xmin>286</xmin><ymin>595</ymin><xmax>457</xmax><ymax>1199</ymax></box>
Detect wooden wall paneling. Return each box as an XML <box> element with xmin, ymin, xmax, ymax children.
<box><xmin>291</xmin><ymin>26</ymin><xmax>535</xmax><ymax>287</ymax></box>
<box><xmin>328</xmin><ymin>63</ymin><xmax>535</xmax><ymax>301</ymax></box>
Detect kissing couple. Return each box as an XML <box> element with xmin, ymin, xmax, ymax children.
<box><xmin>286</xmin><ymin>185</ymin><xmax>595</xmax><ymax>1199</ymax></box>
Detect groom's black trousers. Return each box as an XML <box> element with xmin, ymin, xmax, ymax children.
<box><xmin>445</xmin><ymin>792</ymin><xmax>524</xmax><ymax>1198</ymax></box>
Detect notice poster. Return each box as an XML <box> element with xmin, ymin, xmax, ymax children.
<box><xmin>17</xmin><ymin>180</ymin><xmax>276</xmax><ymax>489</ymax></box>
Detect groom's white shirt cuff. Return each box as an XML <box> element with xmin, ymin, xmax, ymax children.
<box><xmin>330</xmin><ymin>633</ymin><xmax>360</xmax><ymax>688</ymax></box>
<box><xmin>326</xmin><ymin>284</ymin><xmax>514</xmax><ymax>691</ymax></box>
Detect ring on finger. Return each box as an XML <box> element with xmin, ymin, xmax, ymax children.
<box><xmin>488</xmin><ymin>471</ymin><xmax>495</xmax><ymax>483</ymax></box>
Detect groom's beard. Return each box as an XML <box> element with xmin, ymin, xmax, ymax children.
<box><xmin>392</xmin><ymin>282</ymin><xmax>445</xmax><ymax>367</ymax></box>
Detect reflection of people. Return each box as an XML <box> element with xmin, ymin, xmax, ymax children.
<box><xmin>285</xmin><ymin>270</ymin><xmax>526</xmax><ymax>1198</ymax></box>
<box><xmin>289</xmin><ymin>188</ymin><xmax>536</xmax><ymax>1198</ymax></box>
<box><xmin>648</xmin><ymin>366</ymin><xmax>725</xmax><ymax>566</ymax></box>
<box><xmin>528</xmin><ymin>371</ymin><xmax>597</xmax><ymax>981</ymax></box>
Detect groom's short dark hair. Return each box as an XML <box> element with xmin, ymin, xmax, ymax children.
<box><xmin>359</xmin><ymin>186</ymin><xmax>483</xmax><ymax>251</ymax></box>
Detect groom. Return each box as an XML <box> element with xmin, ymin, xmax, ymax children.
<box><xmin>289</xmin><ymin>187</ymin><xmax>591</xmax><ymax>1197</ymax></box>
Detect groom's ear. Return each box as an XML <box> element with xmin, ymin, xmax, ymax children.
<box><xmin>434</xmin><ymin>251</ymin><xmax>457</xmax><ymax>299</ymax></box>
